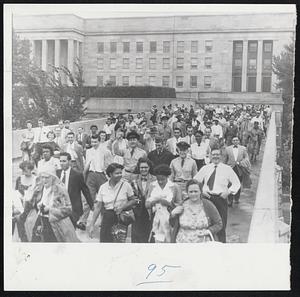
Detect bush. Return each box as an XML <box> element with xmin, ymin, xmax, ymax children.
<box><xmin>82</xmin><ymin>86</ymin><xmax>176</xmax><ymax>99</ymax></box>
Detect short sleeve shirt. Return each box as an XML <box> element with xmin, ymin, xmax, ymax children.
<box><xmin>96</xmin><ymin>180</ymin><xmax>134</xmax><ymax>210</ymax></box>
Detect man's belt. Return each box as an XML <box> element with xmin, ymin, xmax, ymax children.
<box><xmin>174</xmin><ymin>179</ymin><xmax>189</xmax><ymax>183</ymax></box>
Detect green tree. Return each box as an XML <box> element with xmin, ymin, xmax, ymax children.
<box><xmin>273</xmin><ymin>41</ymin><xmax>295</xmax><ymax>192</ymax></box>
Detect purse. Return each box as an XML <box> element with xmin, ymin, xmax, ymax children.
<box><xmin>112</xmin><ymin>182</ymin><xmax>135</xmax><ymax>226</ymax></box>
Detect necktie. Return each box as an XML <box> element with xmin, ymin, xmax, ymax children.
<box><xmin>38</xmin><ymin>128</ymin><xmax>42</xmax><ymax>142</ymax></box>
<box><xmin>189</xmin><ymin>136</ymin><xmax>191</xmax><ymax>144</ymax></box>
<box><xmin>131</xmin><ymin>148</ymin><xmax>135</xmax><ymax>157</ymax></box>
<box><xmin>233</xmin><ymin>145</ymin><xmax>238</xmax><ymax>148</ymax></box>
<box><xmin>181</xmin><ymin>158</ymin><xmax>185</xmax><ymax>168</ymax></box>
<box><xmin>141</xmin><ymin>177</ymin><xmax>147</xmax><ymax>182</ymax></box>
<box><xmin>62</xmin><ymin>170</ymin><xmax>66</xmax><ymax>185</ymax></box>
<box><xmin>207</xmin><ymin>165</ymin><xmax>217</xmax><ymax>191</ymax></box>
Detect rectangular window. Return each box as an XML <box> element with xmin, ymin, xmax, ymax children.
<box><xmin>136</xmin><ymin>42</ymin><xmax>143</xmax><ymax>53</ymax></box>
<box><xmin>163</xmin><ymin>41</ymin><xmax>170</xmax><ymax>53</ymax></box>
<box><xmin>205</xmin><ymin>57</ymin><xmax>212</xmax><ymax>69</ymax></box>
<box><xmin>263</xmin><ymin>58</ymin><xmax>272</xmax><ymax>70</ymax></box>
<box><xmin>263</xmin><ymin>41</ymin><xmax>273</xmax><ymax>53</ymax></box>
<box><xmin>248</xmin><ymin>41</ymin><xmax>258</xmax><ymax>52</ymax></box>
<box><xmin>177</xmin><ymin>41</ymin><xmax>184</xmax><ymax>53</ymax></box>
<box><xmin>176</xmin><ymin>76</ymin><xmax>184</xmax><ymax>88</ymax></box>
<box><xmin>135</xmin><ymin>76</ymin><xmax>142</xmax><ymax>86</ymax></box>
<box><xmin>205</xmin><ymin>40</ymin><xmax>213</xmax><ymax>52</ymax></box>
<box><xmin>163</xmin><ymin>58</ymin><xmax>170</xmax><ymax>69</ymax></box>
<box><xmin>190</xmin><ymin>76</ymin><xmax>197</xmax><ymax>88</ymax></box>
<box><xmin>247</xmin><ymin>76</ymin><xmax>256</xmax><ymax>92</ymax></box>
<box><xmin>232</xmin><ymin>77</ymin><xmax>242</xmax><ymax>92</ymax></box>
<box><xmin>110</xmin><ymin>42</ymin><xmax>117</xmax><ymax>53</ymax></box>
<box><xmin>149</xmin><ymin>58</ymin><xmax>156</xmax><ymax>70</ymax></box>
<box><xmin>162</xmin><ymin>76</ymin><xmax>170</xmax><ymax>87</ymax></box>
<box><xmin>97</xmin><ymin>42</ymin><xmax>104</xmax><ymax>53</ymax></box>
<box><xmin>234</xmin><ymin>59</ymin><xmax>242</xmax><ymax>68</ymax></box>
<box><xmin>97</xmin><ymin>76</ymin><xmax>103</xmax><ymax>87</ymax></box>
<box><xmin>191</xmin><ymin>57</ymin><xmax>198</xmax><ymax>69</ymax></box>
<box><xmin>110</xmin><ymin>58</ymin><xmax>116</xmax><ymax>69</ymax></box>
<box><xmin>123</xmin><ymin>58</ymin><xmax>129</xmax><ymax>69</ymax></box>
<box><xmin>109</xmin><ymin>76</ymin><xmax>116</xmax><ymax>86</ymax></box>
<box><xmin>204</xmin><ymin>76</ymin><xmax>212</xmax><ymax>88</ymax></box>
<box><xmin>149</xmin><ymin>76</ymin><xmax>156</xmax><ymax>86</ymax></box>
<box><xmin>234</xmin><ymin>41</ymin><xmax>243</xmax><ymax>53</ymax></box>
<box><xmin>97</xmin><ymin>58</ymin><xmax>104</xmax><ymax>70</ymax></box>
<box><xmin>150</xmin><ymin>41</ymin><xmax>157</xmax><ymax>53</ymax></box>
<box><xmin>136</xmin><ymin>58</ymin><xmax>143</xmax><ymax>69</ymax></box>
<box><xmin>191</xmin><ymin>41</ymin><xmax>198</xmax><ymax>53</ymax></box>
<box><xmin>123</xmin><ymin>42</ymin><xmax>130</xmax><ymax>53</ymax></box>
<box><xmin>248</xmin><ymin>58</ymin><xmax>257</xmax><ymax>70</ymax></box>
<box><xmin>262</xmin><ymin>76</ymin><xmax>271</xmax><ymax>92</ymax></box>
<box><xmin>177</xmin><ymin>57</ymin><xmax>184</xmax><ymax>69</ymax></box>
<box><xmin>122</xmin><ymin>76</ymin><xmax>129</xmax><ymax>86</ymax></box>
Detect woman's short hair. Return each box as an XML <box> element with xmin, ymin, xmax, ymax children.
<box><xmin>19</xmin><ymin>160</ymin><xmax>35</xmax><ymax>171</ymax></box>
<box><xmin>186</xmin><ymin>179</ymin><xmax>202</xmax><ymax>192</ymax></box>
<box><xmin>42</xmin><ymin>144</ymin><xmax>54</xmax><ymax>155</ymax></box>
<box><xmin>153</xmin><ymin>164</ymin><xmax>171</xmax><ymax>176</ymax></box>
<box><xmin>135</xmin><ymin>157</ymin><xmax>154</xmax><ymax>174</ymax></box>
<box><xmin>106</xmin><ymin>163</ymin><xmax>124</xmax><ymax>177</ymax></box>
<box><xmin>47</xmin><ymin>130</ymin><xmax>56</xmax><ymax>139</ymax></box>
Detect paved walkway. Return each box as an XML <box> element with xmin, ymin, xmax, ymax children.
<box><xmin>12</xmin><ymin>141</ymin><xmax>265</xmax><ymax>243</ymax></box>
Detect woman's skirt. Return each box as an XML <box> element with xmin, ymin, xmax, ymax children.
<box><xmin>31</xmin><ymin>215</ymin><xmax>57</xmax><ymax>242</ymax></box>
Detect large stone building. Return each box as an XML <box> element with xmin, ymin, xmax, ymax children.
<box><xmin>13</xmin><ymin>13</ymin><xmax>295</xmax><ymax>110</ymax></box>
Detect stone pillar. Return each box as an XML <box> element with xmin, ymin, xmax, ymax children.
<box><xmin>241</xmin><ymin>40</ymin><xmax>248</xmax><ymax>92</ymax></box>
<box><xmin>30</xmin><ymin>40</ymin><xmax>35</xmax><ymax>62</ymax></box>
<box><xmin>41</xmin><ymin>39</ymin><xmax>48</xmax><ymax>71</ymax></box>
<box><xmin>67</xmin><ymin>39</ymin><xmax>74</xmax><ymax>73</ymax></box>
<box><xmin>256</xmin><ymin>40</ymin><xmax>263</xmax><ymax>92</ymax></box>
<box><xmin>76</xmin><ymin>40</ymin><xmax>80</xmax><ymax>60</ymax></box>
<box><xmin>54</xmin><ymin>39</ymin><xmax>60</xmax><ymax>68</ymax></box>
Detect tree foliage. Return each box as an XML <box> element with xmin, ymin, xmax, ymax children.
<box><xmin>273</xmin><ymin>41</ymin><xmax>295</xmax><ymax>192</ymax></box>
<box><xmin>12</xmin><ymin>31</ymin><xmax>86</xmax><ymax>129</ymax></box>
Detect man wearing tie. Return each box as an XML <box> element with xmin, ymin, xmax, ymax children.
<box><xmin>33</xmin><ymin>118</ymin><xmax>50</xmax><ymax>165</ymax></box>
<box><xmin>57</xmin><ymin>152</ymin><xmax>94</xmax><ymax>228</ymax></box>
<box><xmin>223</xmin><ymin>136</ymin><xmax>251</xmax><ymax>206</ymax></box>
<box><xmin>194</xmin><ymin>148</ymin><xmax>240</xmax><ymax>243</ymax></box>
<box><xmin>181</xmin><ymin>126</ymin><xmax>196</xmax><ymax>146</ymax></box>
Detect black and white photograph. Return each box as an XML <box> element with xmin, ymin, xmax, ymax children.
<box><xmin>4</xmin><ymin>3</ymin><xmax>295</xmax><ymax>290</ymax></box>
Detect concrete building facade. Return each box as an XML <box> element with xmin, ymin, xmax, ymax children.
<box><xmin>13</xmin><ymin>13</ymin><xmax>295</xmax><ymax>109</ymax></box>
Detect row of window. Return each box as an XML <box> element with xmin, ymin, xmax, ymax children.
<box><xmin>97</xmin><ymin>75</ymin><xmax>212</xmax><ymax>88</ymax></box>
<box><xmin>97</xmin><ymin>57</ymin><xmax>213</xmax><ymax>70</ymax></box>
<box><xmin>232</xmin><ymin>76</ymin><xmax>272</xmax><ymax>92</ymax></box>
<box><xmin>232</xmin><ymin>57</ymin><xmax>272</xmax><ymax>71</ymax></box>
<box><xmin>97</xmin><ymin>40</ymin><xmax>213</xmax><ymax>54</ymax></box>
<box><xmin>233</xmin><ymin>40</ymin><xmax>273</xmax><ymax>53</ymax></box>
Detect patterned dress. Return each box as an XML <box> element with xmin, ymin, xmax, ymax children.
<box><xmin>176</xmin><ymin>200</ymin><xmax>212</xmax><ymax>243</ymax></box>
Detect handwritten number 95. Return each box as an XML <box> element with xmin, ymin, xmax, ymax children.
<box><xmin>146</xmin><ymin>264</ymin><xmax>181</xmax><ymax>280</ymax></box>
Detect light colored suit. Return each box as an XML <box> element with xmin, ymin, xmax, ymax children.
<box><xmin>223</xmin><ymin>145</ymin><xmax>249</xmax><ymax>167</ymax></box>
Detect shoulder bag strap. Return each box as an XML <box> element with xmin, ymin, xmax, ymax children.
<box><xmin>112</xmin><ymin>182</ymin><xmax>124</xmax><ymax>208</ymax></box>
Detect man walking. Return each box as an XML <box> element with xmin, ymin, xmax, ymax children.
<box><xmin>194</xmin><ymin>148</ymin><xmax>240</xmax><ymax>243</ymax></box>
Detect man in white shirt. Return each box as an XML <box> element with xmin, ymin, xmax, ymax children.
<box><xmin>103</xmin><ymin>118</ymin><xmax>116</xmax><ymax>140</ymax></box>
<box><xmin>78</xmin><ymin>135</ymin><xmax>113</xmax><ymax>229</ymax></box>
<box><xmin>190</xmin><ymin>130</ymin><xmax>211</xmax><ymax>170</ymax></box>
<box><xmin>33</xmin><ymin>118</ymin><xmax>50</xmax><ymax>166</ymax></box>
<box><xmin>250</xmin><ymin>111</ymin><xmax>264</xmax><ymax>130</ymax></box>
<box><xmin>194</xmin><ymin>148</ymin><xmax>240</xmax><ymax>243</ymax></box>
<box><xmin>56</xmin><ymin>120</ymin><xmax>72</xmax><ymax>147</ymax></box>
<box><xmin>181</xmin><ymin>126</ymin><xmax>196</xmax><ymax>146</ymax></box>
<box><xmin>211</xmin><ymin>119</ymin><xmax>223</xmax><ymax>139</ymax></box>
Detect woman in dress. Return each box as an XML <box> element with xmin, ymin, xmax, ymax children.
<box><xmin>21</xmin><ymin>120</ymin><xmax>35</xmax><ymax>161</ymax></box>
<box><xmin>111</xmin><ymin>129</ymin><xmax>128</xmax><ymax>165</ymax></box>
<box><xmin>45</xmin><ymin>131</ymin><xmax>61</xmax><ymax>155</ymax></box>
<box><xmin>247</xmin><ymin>121</ymin><xmax>264</xmax><ymax>163</ymax></box>
<box><xmin>170</xmin><ymin>180</ymin><xmax>223</xmax><ymax>243</ymax></box>
<box><xmin>88</xmin><ymin>163</ymin><xmax>136</xmax><ymax>242</ymax></box>
<box><xmin>145</xmin><ymin>164</ymin><xmax>182</xmax><ymax>243</ymax></box>
<box><xmin>130</xmin><ymin>158</ymin><xmax>156</xmax><ymax>243</ymax></box>
<box><xmin>21</xmin><ymin>170</ymin><xmax>79</xmax><ymax>242</ymax></box>
<box><xmin>15</xmin><ymin>161</ymin><xmax>36</xmax><ymax>198</ymax></box>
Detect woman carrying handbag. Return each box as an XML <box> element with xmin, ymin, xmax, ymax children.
<box><xmin>88</xmin><ymin>163</ymin><xmax>136</xmax><ymax>242</ymax></box>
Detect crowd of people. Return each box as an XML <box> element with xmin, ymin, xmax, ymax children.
<box><xmin>12</xmin><ymin>103</ymin><xmax>271</xmax><ymax>243</ymax></box>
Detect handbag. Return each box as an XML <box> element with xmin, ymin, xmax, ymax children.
<box><xmin>112</xmin><ymin>182</ymin><xmax>135</xmax><ymax>226</ymax></box>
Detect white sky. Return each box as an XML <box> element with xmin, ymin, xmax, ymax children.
<box><xmin>5</xmin><ymin>4</ymin><xmax>296</xmax><ymax>19</ymax></box>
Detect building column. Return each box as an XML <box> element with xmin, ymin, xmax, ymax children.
<box><xmin>256</xmin><ymin>40</ymin><xmax>263</xmax><ymax>92</ymax></box>
<box><xmin>76</xmin><ymin>40</ymin><xmax>80</xmax><ymax>60</ymax></box>
<box><xmin>29</xmin><ymin>40</ymin><xmax>35</xmax><ymax>62</ymax></box>
<box><xmin>67</xmin><ymin>39</ymin><xmax>74</xmax><ymax>73</ymax></box>
<box><xmin>54</xmin><ymin>39</ymin><xmax>60</xmax><ymax>68</ymax></box>
<box><xmin>271</xmin><ymin>40</ymin><xmax>278</xmax><ymax>93</ymax></box>
<box><xmin>241</xmin><ymin>40</ymin><xmax>248</xmax><ymax>92</ymax></box>
<box><xmin>41</xmin><ymin>39</ymin><xmax>48</xmax><ymax>71</ymax></box>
